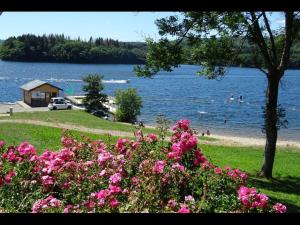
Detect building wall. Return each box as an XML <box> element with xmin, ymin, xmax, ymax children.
<box><xmin>22</xmin><ymin>84</ymin><xmax>60</xmax><ymax>107</ymax></box>
<box><xmin>24</xmin><ymin>90</ymin><xmax>31</xmax><ymax>105</ymax></box>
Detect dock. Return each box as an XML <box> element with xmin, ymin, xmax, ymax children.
<box><xmin>64</xmin><ymin>95</ymin><xmax>117</xmax><ymax>114</ymax></box>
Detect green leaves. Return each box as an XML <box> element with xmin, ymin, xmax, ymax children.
<box><xmin>115</xmin><ymin>88</ymin><xmax>143</xmax><ymax>123</ymax></box>
<box><xmin>134</xmin><ymin>38</ymin><xmax>184</xmax><ymax>78</ymax></box>
<box><xmin>82</xmin><ymin>74</ymin><xmax>108</xmax><ymax>113</ymax></box>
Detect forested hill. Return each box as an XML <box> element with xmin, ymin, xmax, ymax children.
<box><xmin>1</xmin><ymin>34</ymin><xmax>300</xmax><ymax>68</ymax></box>
<box><xmin>0</xmin><ymin>34</ymin><xmax>146</xmax><ymax>64</ymax></box>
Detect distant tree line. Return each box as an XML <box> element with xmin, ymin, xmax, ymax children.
<box><xmin>0</xmin><ymin>34</ymin><xmax>300</xmax><ymax>68</ymax></box>
<box><xmin>0</xmin><ymin>34</ymin><xmax>146</xmax><ymax>64</ymax></box>
<box><xmin>182</xmin><ymin>36</ymin><xmax>300</xmax><ymax>69</ymax></box>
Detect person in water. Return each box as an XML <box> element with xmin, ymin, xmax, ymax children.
<box><xmin>239</xmin><ymin>95</ymin><xmax>244</xmax><ymax>103</ymax></box>
<box><xmin>206</xmin><ymin>130</ymin><xmax>210</xmax><ymax>136</ymax></box>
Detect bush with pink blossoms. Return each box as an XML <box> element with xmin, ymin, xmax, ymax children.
<box><xmin>0</xmin><ymin>120</ymin><xmax>287</xmax><ymax>213</ymax></box>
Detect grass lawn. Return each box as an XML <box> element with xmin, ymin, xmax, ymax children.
<box><xmin>0</xmin><ymin>122</ymin><xmax>298</xmax><ymax>212</ymax></box>
<box><xmin>0</xmin><ymin>110</ymin><xmax>166</xmax><ymax>135</ymax></box>
<box><xmin>0</xmin><ymin>110</ymin><xmax>217</xmax><ymax>142</ymax></box>
<box><xmin>0</xmin><ymin>122</ymin><xmax>121</xmax><ymax>154</ymax></box>
<box><xmin>202</xmin><ymin>144</ymin><xmax>300</xmax><ymax>212</ymax></box>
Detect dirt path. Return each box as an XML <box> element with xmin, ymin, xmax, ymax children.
<box><xmin>0</xmin><ymin>119</ymin><xmax>135</xmax><ymax>138</ymax></box>
<box><xmin>1</xmin><ymin>119</ymin><xmax>299</xmax><ymax>149</ymax></box>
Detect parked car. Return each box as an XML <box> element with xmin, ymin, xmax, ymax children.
<box><xmin>91</xmin><ymin>110</ymin><xmax>109</xmax><ymax>119</ymax></box>
<box><xmin>48</xmin><ymin>97</ymin><xmax>72</xmax><ymax>110</ymax></box>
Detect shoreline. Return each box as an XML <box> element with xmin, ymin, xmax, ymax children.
<box><xmin>1</xmin><ymin>103</ymin><xmax>299</xmax><ymax>149</ymax></box>
<box><xmin>144</xmin><ymin>124</ymin><xmax>300</xmax><ymax>149</ymax></box>
<box><xmin>209</xmin><ymin>133</ymin><xmax>300</xmax><ymax>149</ymax></box>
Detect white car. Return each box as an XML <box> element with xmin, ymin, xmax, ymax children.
<box><xmin>48</xmin><ymin>97</ymin><xmax>72</xmax><ymax>110</ymax></box>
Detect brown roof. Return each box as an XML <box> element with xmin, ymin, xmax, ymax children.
<box><xmin>20</xmin><ymin>79</ymin><xmax>63</xmax><ymax>91</ymax></box>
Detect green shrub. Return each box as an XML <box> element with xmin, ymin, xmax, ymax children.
<box><xmin>115</xmin><ymin>88</ymin><xmax>143</xmax><ymax>123</ymax></box>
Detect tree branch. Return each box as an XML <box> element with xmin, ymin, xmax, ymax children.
<box><xmin>262</xmin><ymin>12</ymin><xmax>278</xmax><ymax>64</ymax></box>
<box><xmin>174</xmin><ymin>18</ymin><xmax>197</xmax><ymax>47</ymax></box>
<box><xmin>279</xmin><ymin>12</ymin><xmax>294</xmax><ymax>75</ymax></box>
<box><xmin>249</xmin><ymin>12</ymin><xmax>274</xmax><ymax>70</ymax></box>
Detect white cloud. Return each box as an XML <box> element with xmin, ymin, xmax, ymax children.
<box><xmin>275</xmin><ymin>19</ymin><xmax>285</xmax><ymax>24</ymax></box>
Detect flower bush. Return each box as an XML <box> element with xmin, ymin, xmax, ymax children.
<box><xmin>0</xmin><ymin>120</ymin><xmax>286</xmax><ymax>213</ymax></box>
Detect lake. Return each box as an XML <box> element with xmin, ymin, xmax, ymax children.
<box><xmin>0</xmin><ymin>60</ymin><xmax>299</xmax><ymax>141</ymax></box>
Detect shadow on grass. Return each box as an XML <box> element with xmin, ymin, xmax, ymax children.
<box><xmin>248</xmin><ymin>175</ymin><xmax>300</xmax><ymax>212</ymax></box>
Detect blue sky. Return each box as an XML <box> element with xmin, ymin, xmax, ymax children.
<box><xmin>0</xmin><ymin>12</ymin><xmax>285</xmax><ymax>42</ymax></box>
<box><xmin>0</xmin><ymin>12</ymin><xmax>179</xmax><ymax>42</ymax></box>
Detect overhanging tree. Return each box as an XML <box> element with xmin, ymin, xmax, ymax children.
<box><xmin>135</xmin><ymin>12</ymin><xmax>300</xmax><ymax>179</ymax></box>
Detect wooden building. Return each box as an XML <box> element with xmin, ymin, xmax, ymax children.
<box><xmin>20</xmin><ymin>80</ymin><xmax>63</xmax><ymax>107</ymax></box>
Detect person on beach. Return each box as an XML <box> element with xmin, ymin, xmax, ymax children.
<box><xmin>206</xmin><ymin>130</ymin><xmax>210</xmax><ymax>136</ymax></box>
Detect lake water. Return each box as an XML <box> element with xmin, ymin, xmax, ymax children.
<box><xmin>0</xmin><ymin>60</ymin><xmax>299</xmax><ymax>141</ymax></box>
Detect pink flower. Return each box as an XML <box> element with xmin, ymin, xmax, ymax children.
<box><xmin>225</xmin><ymin>166</ymin><xmax>231</xmax><ymax>171</ymax></box>
<box><xmin>41</xmin><ymin>175</ymin><xmax>54</xmax><ymax>187</ymax></box>
<box><xmin>185</xmin><ymin>195</ymin><xmax>195</xmax><ymax>203</ymax></box>
<box><xmin>238</xmin><ymin>186</ymin><xmax>269</xmax><ymax>209</ymax></box>
<box><xmin>109</xmin><ymin>173</ymin><xmax>122</xmax><ymax>184</ymax></box>
<box><xmin>146</xmin><ymin>133</ymin><xmax>158</xmax><ymax>143</ymax></box>
<box><xmin>130</xmin><ymin>141</ymin><xmax>140</xmax><ymax>150</ymax></box>
<box><xmin>95</xmin><ymin>189</ymin><xmax>109</xmax><ymax>200</ymax></box>
<box><xmin>7</xmin><ymin>150</ymin><xmax>17</xmax><ymax>162</ymax></box>
<box><xmin>171</xmin><ymin>163</ymin><xmax>185</xmax><ymax>171</ymax></box>
<box><xmin>194</xmin><ymin>150</ymin><xmax>207</xmax><ymax>166</ymax></box>
<box><xmin>214</xmin><ymin>167</ymin><xmax>222</xmax><ymax>175</ymax></box>
<box><xmin>0</xmin><ymin>140</ymin><xmax>5</xmax><ymax>148</ymax></box>
<box><xmin>32</xmin><ymin>195</ymin><xmax>61</xmax><ymax>213</ymax></box>
<box><xmin>167</xmin><ymin>199</ymin><xmax>177</xmax><ymax>209</ymax></box>
<box><xmin>162</xmin><ymin>173</ymin><xmax>170</xmax><ymax>185</ymax></box>
<box><xmin>63</xmin><ymin>204</ymin><xmax>73</xmax><ymax>213</ymax></box>
<box><xmin>2</xmin><ymin>152</ymin><xmax>7</xmax><ymax>159</ymax></box>
<box><xmin>134</xmin><ymin>130</ymin><xmax>143</xmax><ymax>140</ymax></box>
<box><xmin>61</xmin><ymin>181</ymin><xmax>70</xmax><ymax>189</ymax></box>
<box><xmin>17</xmin><ymin>141</ymin><xmax>37</xmax><ymax>156</ymax></box>
<box><xmin>98</xmin><ymin>150</ymin><xmax>113</xmax><ymax>166</ymax></box>
<box><xmin>4</xmin><ymin>170</ymin><xmax>16</xmax><ymax>184</ymax></box>
<box><xmin>153</xmin><ymin>160</ymin><xmax>166</xmax><ymax>174</ymax></box>
<box><xmin>85</xmin><ymin>201</ymin><xmax>96</xmax><ymax>211</ymax></box>
<box><xmin>109</xmin><ymin>198</ymin><xmax>119</xmax><ymax>209</ymax></box>
<box><xmin>115</xmin><ymin>138</ymin><xmax>130</xmax><ymax>154</ymax></box>
<box><xmin>175</xmin><ymin>119</ymin><xmax>190</xmax><ymax>131</ymax></box>
<box><xmin>240</xmin><ymin>172</ymin><xmax>248</xmax><ymax>182</ymax></box>
<box><xmin>61</xmin><ymin>136</ymin><xmax>74</xmax><ymax>147</ymax></box>
<box><xmin>109</xmin><ymin>185</ymin><xmax>122</xmax><ymax>194</ymax></box>
<box><xmin>273</xmin><ymin>203</ymin><xmax>287</xmax><ymax>213</ymax></box>
<box><xmin>99</xmin><ymin>169</ymin><xmax>106</xmax><ymax>176</ymax></box>
<box><xmin>178</xmin><ymin>205</ymin><xmax>190</xmax><ymax>213</ymax></box>
<box><xmin>255</xmin><ymin>193</ymin><xmax>268</xmax><ymax>208</ymax></box>
<box><xmin>131</xmin><ymin>176</ymin><xmax>140</xmax><ymax>186</ymax></box>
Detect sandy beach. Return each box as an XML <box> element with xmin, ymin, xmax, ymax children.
<box><xmin>144</xmin><ymin>124</ymin><xmax>300</xmax><ymax>149</ymax></box>
<box><xmin>209</xmin><ymin>134</ymin><xmax>300</xmax><ymax>149</ymax></box>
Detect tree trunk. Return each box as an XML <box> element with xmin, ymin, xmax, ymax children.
<box><xmin>260</xmin><ymin>72</ymin><xmax>281</xmax><ymax>179</ymax></box>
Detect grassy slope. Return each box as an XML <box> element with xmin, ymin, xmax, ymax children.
<box><xmin>0</xmin><ymin>110</ymin><xmax>216</xmax><ymax>141</ymax></box>
<box><xmin>1</xmin><ymin>110</ymin><xmax>159</xmax><ymax>134</ymax></box>
<box><xmin>0</xmin><ymin>123</ymin><xmax>121</xmax><ymax>154</ymax></box>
